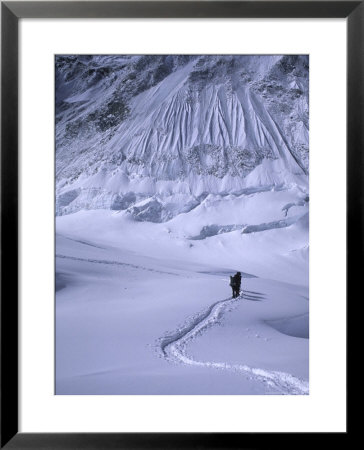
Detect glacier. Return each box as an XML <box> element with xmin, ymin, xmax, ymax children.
<box><xmin>56</xmin><ymin>55</ymin><xmax>308</xmax><ymax>217</ymax></box>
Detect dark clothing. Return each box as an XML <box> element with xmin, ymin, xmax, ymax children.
<box><xmin>234</xmin><ymin>272</ymin><xmax>241</xmax><ymax>289</ymax></box>
<box><xmin>230</xmin><ymin>272</ymin><xmax>242</xmax><ymax>298</ymax></box>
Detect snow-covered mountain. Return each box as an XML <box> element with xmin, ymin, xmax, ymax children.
<box><xmin>56</xmin><ymin>55</ymin><xmax>309</xmax><ymax>394</ymax></box>
<box><xmin>55</xmin><ymin>55</ymin><xmax>309</xmax><ymax>219</ymax></box>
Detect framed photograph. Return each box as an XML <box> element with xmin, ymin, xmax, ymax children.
<box><xmin>1</xmin><ymin>1</ymin><xmax>355</xmax><ymax>447</ymax></box>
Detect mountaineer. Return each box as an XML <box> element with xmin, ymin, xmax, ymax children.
<box><xmin>230</xmin><ymin>271</ymin><xmax>242</xmax><ymax>298</ymax></box>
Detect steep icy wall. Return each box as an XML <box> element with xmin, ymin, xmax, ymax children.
<box><xmin>56</xmin><ymin>55</ymin><xmax>309</xmax><ymax>218</ymax></box>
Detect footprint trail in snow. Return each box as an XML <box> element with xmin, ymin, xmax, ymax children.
<box><xmin>158</xmin><ymin>293</ymin><xmax>309</xmax><ymax>395</ymax></box>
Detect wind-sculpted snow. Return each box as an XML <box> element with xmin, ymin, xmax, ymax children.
<box><xmin>159</xmin><ymin>293</ymin><xmax>309</xmax><ymax>395</ymax></box>
<box><xmin>56</xmin><ymin>55</ymin><xmax>308</xmax><ymax>216</ymax></box>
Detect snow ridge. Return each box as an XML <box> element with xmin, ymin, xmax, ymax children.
<box><xmin>159</xmin><ymin>293</ymin><xmax>309</xmax><ymax>395</ymax></box>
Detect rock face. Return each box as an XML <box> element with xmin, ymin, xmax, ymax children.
<box><xmin>55</xmin><ymin>55</ymin><xmax>309</xmax><ymax>218</ymax></box>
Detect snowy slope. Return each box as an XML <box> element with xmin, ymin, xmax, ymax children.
<box><xmin>56</xmin><ymin>205</ymin><xmax>308</xmax><ymax>395</ymax></box>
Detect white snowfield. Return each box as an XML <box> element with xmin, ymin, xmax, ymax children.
<box><xmin>56</xmin><ymin>188</ymin><xmax>309</xmax><ymax>395</ymax></box>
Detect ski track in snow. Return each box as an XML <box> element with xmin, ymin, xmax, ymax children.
<box><xmin>57</xmin><ymin>253</ymin><xmax>308</xmax><ymax>394</ymax></box>
<box><xmin>158</xmin><ymin>293</ymin><xmax>309</xmax><ymax>395</ymax></box>
<box><xmin>56</xmin><ymin>254</ymin><xmax>181</xmax><ymax>277</ymax></box>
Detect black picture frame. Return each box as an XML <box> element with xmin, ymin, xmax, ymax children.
<box><xmin>1</xmin><ymin>1</ymin><xmax>356</xmax><ymax>448</ymax></box>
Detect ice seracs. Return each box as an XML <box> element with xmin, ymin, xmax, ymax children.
<box><xmin>56</xmin><ymin>55</ymin><xmax>308</xmax><ymax>217</ymax></box>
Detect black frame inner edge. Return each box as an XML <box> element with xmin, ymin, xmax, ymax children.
<box><xmin>1</xmin><ymin>1</ymin><xmax>359</xmax><ymax>448</ymax></box>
